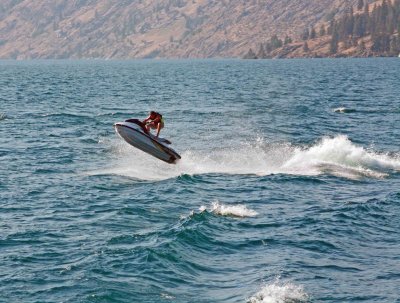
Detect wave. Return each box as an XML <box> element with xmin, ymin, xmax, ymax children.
<box><xmin>0</xmin><ymin>113</ymin><xmax>7</xmax><ymax>121</ymax></box>
<box><xmin>333</xmin><ymin>107</ymin><xmax>399</xmax><ymax>114</ymax></box>
<box><xmin>248</xmin><ymin>279</ymin><xmax>309</xmax><ymax>303</ymax></box>
<box><xmin>333</xmin><ymin>107</ymin><xmax>356</xmax><ymax>113</ymax></box>
<box><xmin>282</xmin><ymin>135</ymin><xmax>400</xmax><ymax>179</ymax></box>
<box><xmin>199</xmin><ymin>201</ymin><xmax>258</xmax><ymax>218</ymax></box>
<box><xmin>91</xmin><ymin>135</ymin><xmax>400</xmax><ymax>181</ymax></box>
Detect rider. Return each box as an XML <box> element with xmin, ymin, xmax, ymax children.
<box><xmin>142</xmin><ymin>111</ymin><xmax>164</xmax><ymax>138</ymax></box>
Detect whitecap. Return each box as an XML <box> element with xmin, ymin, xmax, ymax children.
<box><xmin>333</xmin><ymin>107</ymin><xmax>355</xmax><ymax>113</ymax></box>
<box><xmin>334</xmin><ymin>107</ymin><xmax>346</xmax><ymax>113</ymax></box>
<box><xmin>248</xmin><ymin>279</ymin><xmax>309</xmax><ymax>303</ymax></box>
<box><xmin>282</xmin><ymin>135</ymin><xmax>400</xmax><ymax>179</ymax></box>
<box><xmin>160</xmin><ymin>293</ymin><xmax>175</xmax><ymax>300</ymax></box>
<box><xmin>200</xmin><ymin>201</ymin><xmax>258</xmax><ymax>218</ymax></box>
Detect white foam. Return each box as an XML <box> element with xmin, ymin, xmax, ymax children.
<box><xmin>160</xmin><ymin>293</ymin><xmax>175</xmax><ymax>300</ymax></box>
<box><xmin>333</xmin><ymin>107</ymin><xmax>355</xmax><ymax>113</ymax></box>
<box><xmin>90</xmin><ymin>136</ymin><xmax>290</xmax><ymax>180</ymax></box>
<box><xmin>200</xmin><ymin>201</ymin><xmax>258</xmax><ymax>218</ymax></box>
<box><xmin>248</xmin><ymin>279</ymin><xmax>309</xmax><ymax>303</ymax></box>
<box><xmin>90</xmin><ymin>135</ymin><xmax>400</xmax><ymax>181</ymax></box>
<box><xmin>333</xmin><ymin>107</ymin><xmax>347</xmax><ymax>113</ymax></box>
<box><xmin>282</xmin><ymin>135</ymin><xmax>400</xmax><ymax>179</ymax></box>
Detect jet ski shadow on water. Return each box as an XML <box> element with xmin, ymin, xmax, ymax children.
<box><xmin>113</xmin><ymin>119</ymin><xmax>181</xmax><ymax>164</ymax></box>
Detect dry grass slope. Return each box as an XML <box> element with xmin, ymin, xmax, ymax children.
<box><xmin>0</xmin><ymin>0</ymin><xmax>361</xmax><ymax>59</ymax></box>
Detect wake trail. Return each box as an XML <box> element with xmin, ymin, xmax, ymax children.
<box><xmin>92</xmin><ymin>135</ymin><xmax>400</xmax><ymax>181</ymax></box>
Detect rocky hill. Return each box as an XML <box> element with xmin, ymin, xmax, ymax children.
<box><xmin>0</xmin><ymin>0</ymin><xmax>361</xmax><ymax>59</ymax></box>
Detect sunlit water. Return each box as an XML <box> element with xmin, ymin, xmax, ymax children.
<box><xmin>1</xmin><ymin>59</ymin><xmax>399</xmax><ymax>302</ymax></box>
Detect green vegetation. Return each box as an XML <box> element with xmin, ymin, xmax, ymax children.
<box><xmin>245</xmin><ymin>0</ymin><xmax>400</xmax><ymax>59</ymax></box>
<box><xmin>328</xmin><ymin>0</ymin><xmax>400</xmax><ymax>55</ymax></box>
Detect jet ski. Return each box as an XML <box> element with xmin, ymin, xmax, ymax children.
<box><xmin>114</xmin><ymin>119</ymin><xmax>181</xmax><ymax>164</ymax></box>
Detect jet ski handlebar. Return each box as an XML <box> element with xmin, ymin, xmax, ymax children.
<box><xmin>125</xmin><ymin>119</ymin><xmax>148</xmax><ymax>133</ymax></box>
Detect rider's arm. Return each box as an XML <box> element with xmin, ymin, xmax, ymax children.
<box><xmin>142</xmin><ymin>115</ymin><xmax>151</xmax><ymax>123</ymax></box>
<box><xmin>156</xmin><ymin>123</ymin><xmax>161</xmax><ymax>138</ymax></box>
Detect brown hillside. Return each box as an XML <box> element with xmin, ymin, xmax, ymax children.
<box><xmin>0</xmin><ymin>0</ymin><xmax>361</xmax><ymax>59</ymax></box>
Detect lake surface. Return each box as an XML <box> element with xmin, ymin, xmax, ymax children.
<box><xmin>1</xmin><ymin>59</ymin><xmax>399</xmax><ymax>302</ymax></box>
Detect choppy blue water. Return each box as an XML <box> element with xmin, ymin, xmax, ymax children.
<box><xmin>1</xmin><ymin>59</ymin><xmax>400</xmax><ymax>303</ymax></box>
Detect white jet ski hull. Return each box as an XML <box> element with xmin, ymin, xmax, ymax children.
<box><xmin>114</xmin><ymin>119</ymin><xmax>181</xmax><ymax>164</ymax></box>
